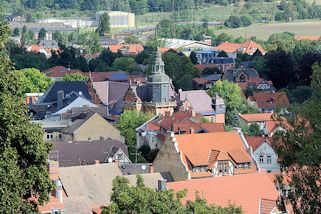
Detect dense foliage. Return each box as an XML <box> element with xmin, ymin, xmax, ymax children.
<box><xmin>272</xmin><ymin>63</ymin><xmax>321</xmax><ymax>214</ymax></box>
<box><xmin>0</xmin><ymin>20</ymin><xmax>54</xmax><ymax>213</ymax></box>
<box><xmin>102</xmin><ymin>175</ymin><xmax>243</xmax><ymax>214</ymax></box>
<box><xmin>163</xmin><ymin>49</ymin><xmax>200</xmax><ymax>90</ymax></box>
<box><xmin>13</xmin><ymin>68</ymin><xmax>53</xmax><ymax>98</ymax></box>
<box><xmin>62</xmin><ymin>72</ymin><xmax>89</xmax><ymax>81</ymax></box>
<box><xmin>116</xmin><ymin>110</ymin><xmax>154</xmax><ymax>162</ymax></box>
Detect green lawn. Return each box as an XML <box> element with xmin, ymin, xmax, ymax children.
<box><xmin>213</xmin><ymin>21</ymin><xmax>321</xmax><ymax>40</ymax></box>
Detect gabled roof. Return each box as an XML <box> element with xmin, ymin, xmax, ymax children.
<box><xmin>213</xmin><ymin>40</ymin><xmax>266</xmax><ymax>55</ymax></box>
<box><xmin>59</xmin><ymin>163</ymin><xmax>164</xmax><ymax>214</ymax></box>
<box><xmin>250</xmin><ymin>92</ymin><xmax>290</xmax><ymax>109</ymax></box>
<box><xmin>239</xmin><ymin>113</ymin><xmax>273</xmax><ymax>122</ymax></box>
<box><xmin>245</xmin><ymin>136</ymin><xmax>271</xmax><ymax>152</ymax></box>
<box><xmin>93</xmin><ymin>81</ymin><xmax>129</xmax><ymax>105</ymax></box>
<box><xmin>179</xmin><ymin>90</ymin><xmax>214</xmax><ymax>114</ymax></box>
<box><xmin>52</xmin><ymin>139</ymin><xmax>128</xmax><ymax>167</ymax></box>
<box><xmin>108</xmin><ymin>44</ymin><xmax>144</xmax><ymax>54</ymax></box>
<box><xmin>223</xmin><ymin>68</ymin><xmax>259</xmax><ymax>82</ymax></box>
<box><xmin>39</xmin><ymin>81</ymin><xmax>91</xmax><ymax>104</ymax></box>
<box><xmin>167</xmin><ymin>171</ymin><xmax>279</xmax><ymax>214</ymax></box>
<box><xmin>175</xmin><ymin>132</ymin><xmax>253</xmax><ymax>166</ymax></box>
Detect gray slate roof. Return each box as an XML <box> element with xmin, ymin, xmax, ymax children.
<box><xmin>201</xmin><ymin>74</ymin><xmax>222</xmax><ymax>81</ymax></box>
<box><xmin>52</xmin><ymin>139</ymin><xmax>128</xmax><ymax>167</ymax></box>
<box><xmin>59</xmin><ymin>163</ymin><xmax>164</xmax><ymax>214</ymax></box>
<box><xmin>39</xmin><ymin>81</ymin><xmax>91</xmax><ymax>104</ymax></box>
<box><xmin>223</xmin><ymin>68</ymin><xmax>259</xmax><ymax>82</ymax></box>
<box><xmin>179</xmin><ymin>90</ymin><xmax>214</xmax><ymax>114</ymax></box>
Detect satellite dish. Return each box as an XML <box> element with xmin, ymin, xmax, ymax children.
<box><xmin>141</xmin><ymin>165</ymin><xmax>146</xmax><ymax>170</ymax></box>
<box><xmin>108</xmin><ymin>157</ymin><xmax>113</xmax><ymax>163</ymax></box>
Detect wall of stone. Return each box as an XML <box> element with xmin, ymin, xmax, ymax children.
<box><xmin>153</xmin><ymin>133</ymin><xmax>190</xmax><ymax>181</ymax></box>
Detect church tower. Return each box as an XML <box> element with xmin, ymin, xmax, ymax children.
<box><xmin>147</xmin><ymin>51</ymin><xmax>170</xmax><ymax>103</ymax></box>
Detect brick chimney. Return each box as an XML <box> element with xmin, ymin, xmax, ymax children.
<box><xmin>149</xmin><ymin>166</ymin><xmax>154</xmax><ymax>173</ymax></box>
<box><xmin>190</xmin><ymin>127</ymin><xmax>194</xmax><ymax>134</ymax></box>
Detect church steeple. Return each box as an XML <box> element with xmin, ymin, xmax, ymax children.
<box><xmin>152</xmin><ymin>51</ymin><xmax>165</xmax><ymax>74</ymax></box>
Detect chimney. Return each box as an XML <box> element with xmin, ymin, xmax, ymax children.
<box><xmin>190</xmin><ymin>127</ymin><xmax>194</xmax><ymax>134</ymax></box>
<box><xmin>158</xmin><ymin>179</ymin><xmax>167</xmax><ymax>191</ymax></box>
<box><xmin>94</xmin><ymin>160</ymin><xmax>100</xmax><ymax>165</ymax></box>
<box><xmin>192</xmin><ymin>109</ymin><xmax>196</xmax><ymax>117</ymax></box>
<box><xmin>56</xmin><ymin>179</ymin><xmax>63</xmax><ymax>203</ymax></box>
<box><xmin>57</xmin><ymin>90</ymin><xmax>64</xmax><ymax>110</ymax></box>
<box><xmin>149</xmin><ymin>166</ymin><xmax>154</xmax><ymax>173</ymax></box>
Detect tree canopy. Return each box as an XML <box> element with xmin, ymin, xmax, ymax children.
<box><xmin>116</xmin><ymin>110</ymin><xmax>154</xmax><ymax>162</ymax></box>
<box><xmin>13</xmin><ymin>68</ymin><xmax>53</xmax><ymax>98</ymax></box>
<box><xmin>163</xmin><ymin>50</ymin><xmax>200</xmax><ymax>90</ymax></box>
<box><xmin>102</xmin><ymin>175</ymin><xmax>243</xmax><ymax>214</ymax></box>
<box><xmin>62</xmin><ymin>73</ymin><xmax>89</xmax><ymax>82</ymax></box>
<box><xmin>0</xmin><ymin>20</ymin><xmax>54</xmax><ymax>213</ymax></box>
<box><xmin>273</xmin><ymin>63</ymin><xmax>321</xmax><ymax>214</ymax></box>
<box><xmin>96</xmin><ymin>13</ymin><xmax>110</xmax><ymax>36</ymax></box>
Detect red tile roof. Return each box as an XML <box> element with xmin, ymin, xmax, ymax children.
<box><xmin>108</xmin><ymin>44</ymin><xmax>144</xmax><ymax>54</ymax></box>
<box><xmin>295</xmin><ymin>36</ymin><xmax>320</xmax><ymax>41</ymax></box>
<box><xmin>250</xmin><ymin>92</ymin><xmax>290</xmax><ymax>109</ymax></box>
<box><xmin>213</xmin><ymin>40</ymin><xmax>266</xmax><ymax>55</ymax></box>
<box><xmin>38</xmin><ymin>196</ymin><xmax>64</xmax><ymax>212</ymax></box>
<box><xmin>239</xmin><ymin>113</ymin><xmax>273</xmax><ymax>122</ymax></box>
<box><xmin>238</xmin><ymin>82</ymin><xmax>248</xmax><ymax>90</ymax></box>
<box><xmin>195</xmin><ymin>64</ymin><xmax>217</xmax><ymax>71</ymax></box>
<box><xmin>167</xmin><ymin>171</ymin><xmax>279</xmax><ymax>214</ymax></box>
<box><xmin>245</xmin><ymin>136</ymin><xmax>271</xmax><ymax>152</ymax></box>
<box><xmin>157</xmin><ymin>47</ymin><xmax>177</xmax><ymax>53</ymax></box>
<box><xmin>175</xmin><ymin>132</ymin><xmax>255</xmax><ymax>174</ymax></box>
<box><xmin>192</xmin><ymin>77</ymin><xmax>209</xmax><ymax>85</ymax></box>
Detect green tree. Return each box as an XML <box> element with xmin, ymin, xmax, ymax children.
<box><xmin>163</xmin><ymin>50</ymin><xmax>200</xmax><ymax>90</ymax></box>
<box><xmin>102</xmin><ymin>175</ymin><xmax>243</xmax><ymax>214</ymax></box>
<box><xmin>273</xmin><ymin>63</ymin><xmax>321</xmax><ymax>214</ymax></box>
<box><xmin>248</xmin><ymin>123</ymin><xmax>263</xmax><ymax>136</ymax></box>
<box><xmin>12</xmin><ymin>68</ymin><xmax>53</xmax><ymax>98</ymax></box>
<box><xmin>218</xmin><ymin>50</ymin><xmax>228</xmax><ymax>57</ymax></box>
<box><xmin>113</xmin><ymin>57</ymin><xmax>140</xmax><ymax>73</ymax></box>
<box><xmin>116</xmin><ymin>110</ymin><xmax>154</xmax><ymax>162</ymax></box>
<box><xmin>124</xmin><ymin>35</ymin><xmax>141</xmax><ymax>44</ymax></box>
<box><xmin>12</xmin><ymin>27</ymin><xmax>20</xmax><ymax>37</ymax></box>
<box><xmin>96</xmin><ymin>13</ymin><xmax>110</xmax><ymax>36</ymax></box>
<box><xmin>63</xmin><ymin>73</ymin><xmax>89</xmax><ymax>82</ymax></box>
<box><xmin>207</xmin><ymin>80</ymin><xmax>245</xmax><ymax>126</ymax></box>
<box><xmin>0</xmin><ymin>20</ymin><xmax>54</xmax><ymax>213</ymax></box>
<box><xmin>189</xmin><ymin>51</ymin><xmax>198</xmax><ymax>64</ymax></box>
<box><xmin>38</xmin><ymin>28</ymin><xmax>47</xmax><ymax>41</ymax></box>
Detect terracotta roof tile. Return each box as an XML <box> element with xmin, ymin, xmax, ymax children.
<box><xmin>295</xmin><ymin>36</ymin><xmax>320</xmax><ymax>41</ymax></box>
<box><xmin>250</xmin><ymin>92</ymin><xmax>290</xmax><ymax>109</ymax></box>
<box><xmin>213</xmin><ymin>40</ymin><xmax>266</xmax><ymax>55</ymax></box>
<box><xmin>245</xmin><ymin>136</ymin><xmax>271</xmax><ymax>152</ymax></box>
<box><xmin>38</xmin><ymin>196</ymin><xmax>64</xmax><ymax>212</ymax></box>
<box><xmin>239</xmin><ymin>113</ymin><xmax>273</xmax><ymax>122</ymax></box>
<box><xmin>175</xmin><ymin>132</ymin><xmax>253</xmax><ymax>167</ymax></box>
<box><xmin>157</xmin><ymin>47</ymin><xmax>177</xmax><ymax>53</ymax></box>
<box><xmin>195</xmin><ymin>64</ymin><xmax>216</xmax><ymax>71</ymax></box>
<box><xmin>193</xmin><ymin>77</ymin><xmax>209</xmax><ymax>85</ymax></box>
<box><xmin>108</xmin><ymin>44</ymin><xmax>144</xmax><ymax>54</ymax></box>
<box><xmin>167</xmin><ymin>171</ymin><xmax>279</xmax><ymax>214</ymax></box>
<box><xmin>147</xmin><ymin>122</ymin><xmax>160</xmax><ymax>131</ymax></box>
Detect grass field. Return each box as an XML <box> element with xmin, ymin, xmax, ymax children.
<box><xmin>214</xmin><ymin>21</ymin><xmax>321</xmax><ymax>40</ymax></box>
